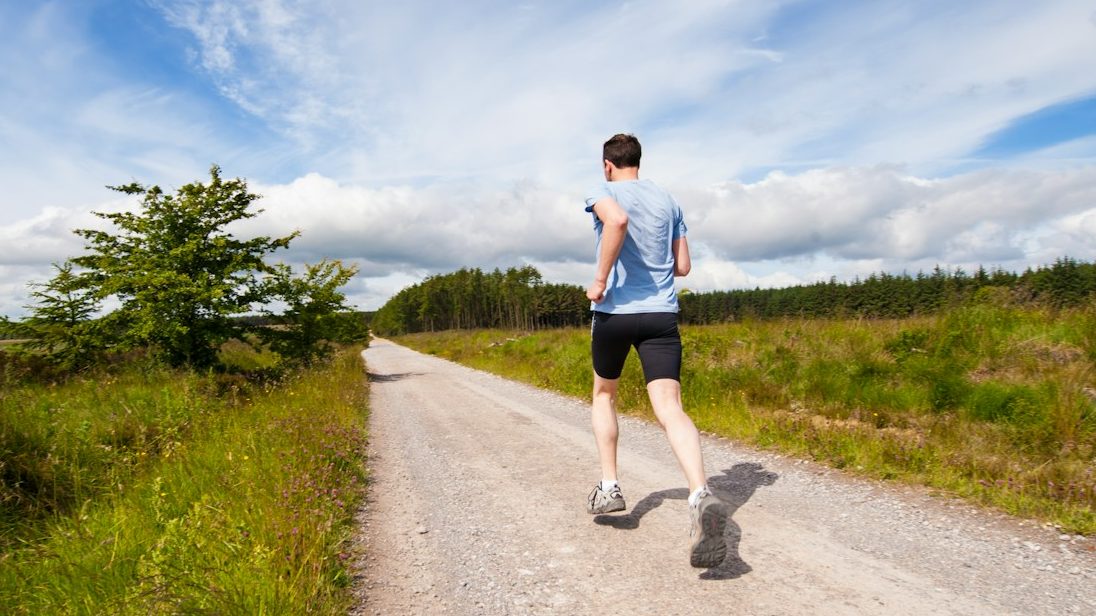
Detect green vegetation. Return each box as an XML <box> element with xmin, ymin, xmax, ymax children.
<box><xmin>397</xmin><ymin>302</ymin><xmax>1096</xmax><ymax>534</ymax></box>
<box><xmin>371</xmin><ymin>258</ymin><xmax>1096</xmax><ymax>337</ymax></box>
<box><xmin>0</xmin><ymin>345</ymin><xmax>368</xmax><ymax>614</ymax></box>
<box><xmin>12</xmin><ymin>165</ymin><xmax>365</xmax><ymax>371</ymax></box>
<box><xmin>680</xmin><ymin>258</ymin><xmax>1096</xmax><ymax>323</ymax></box>
<box><xmin>0</xmin><ymin>166</ymin><xmax>371</xmax><ymax>612</ymax></box>
<box><xmin>370</xmin><ymin>266</ymin><xmax>588</xmax><ymax>335</ymax></box>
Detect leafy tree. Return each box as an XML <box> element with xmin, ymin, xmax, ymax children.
<box><xmin>259</xmin><ymin>260</ymin><xmax>362</xmax><ymax>364</ymax></box>
<box><xmin>0</xmin><ymin>315</ymin><xmax>26</xmax><ymax>340</ymax></box>
<box><xmin>21</xmin><ymin>261</ymin><xmax>105</xmax><ymax>370</ymax></box>
<box><xmin>67</xmin><ymin>165</ymin><xmax>297</xmax><ymax>367</ymax></box>
<box><xmin>22</xmin><ymin>165</ymin><xmax>361</xmax><ymax>369</ymax></box>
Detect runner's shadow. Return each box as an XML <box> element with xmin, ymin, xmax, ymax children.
<box><xmin>593</xmin><ymin>462</ymin><xmax>778</xmax><ymax>580</ymax></box>
<box><xmin>367</xmin><ymin>372</ymin><xmax>422</xmax><ymax>382</ymax></box>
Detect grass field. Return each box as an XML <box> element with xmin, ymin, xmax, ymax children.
<box><xmin>0</xmin><ymin>345</ymin><xmax>369</xmax><ymax>614</ymax></box>
<box><xmin>396</xmin><ymin>302</ymin><xmax>1096</xmax><ymax>534</ymax></box>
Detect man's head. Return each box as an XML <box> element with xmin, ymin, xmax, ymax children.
<box><xmin>603</xmin><ymin>133</ymin><xmax>641</xmax><ymax>181</ymax></box>
<box><xmin>603</xmin><ymin>133</ymin><xmax>641</xmax><ymax>169</ymax></box>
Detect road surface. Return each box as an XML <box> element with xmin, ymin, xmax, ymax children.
<box><xmin>349</xmin><ymin>338</ymin><xmax>1095</xmax><ymax>615</ymax></box>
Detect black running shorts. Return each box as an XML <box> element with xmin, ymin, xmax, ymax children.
<box><xmin>590</xmin><ymin>312</ymin><xmax>682</xmax><ymax>383</ymax></box>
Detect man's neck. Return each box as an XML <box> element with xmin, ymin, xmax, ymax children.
<box><xmin>609</xmin><ymin>166</ymin><xmax>640</xmax><ymax>182</ymax></box>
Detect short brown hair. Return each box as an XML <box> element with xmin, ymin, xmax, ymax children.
<box><xmin>603</xmin><ymin>133</ymin><xmax>641</xmax><ymax>168</ymax></box>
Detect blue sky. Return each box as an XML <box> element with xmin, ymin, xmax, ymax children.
<box><xmin>975</xmin><ymin>95</ymin><xmax>1096</xmax><ymax>157</ymax></box>
<box><xmin>2</xmin><ymin>0</ymin><xmax>1096</xmax><ymax>315</ymax></box>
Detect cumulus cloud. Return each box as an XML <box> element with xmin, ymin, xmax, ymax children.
<box><xmin>9</xmin><ymin>163</ymin><xmax>1092</xmax><ymax>316</ymax></box>
<box><xmin>0</xmin><ymin>265</ymin><xmax>52</xmax><ymax>318</ymax></box>
<box><xmin>0</xmin><ymin>208</ymin><xmax>92</xmax><ymax>267</ymax></box>
<box><xmin>235</xmin><ymin>174</ymin><xmax>590</xmax><ymax>269</ymax></box>
<box><xmin>687</xmin><ymin>165</ymin><xmax>1096</xmax><ymax>266</ymax></box>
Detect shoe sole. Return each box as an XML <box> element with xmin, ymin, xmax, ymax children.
<box><xmin>588</xmin><ymin>499</ymin><xmax>626</xmax><ymax>514</ymax></box>
<box><xmin>690</xmin><ymin>501</ymin><xmax>728</xmax><ymax>568</ymax></box>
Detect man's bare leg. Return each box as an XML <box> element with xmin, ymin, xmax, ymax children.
<box><xmin>648</xmin><ymin>378</ymin><xmax>727</xmax><ymax>567</ymax></box>
<box><xmin>646</xmin><ymin>378</ymin><xmax>706</xmax><ymax>492</ymax></box>
<box><xmin>591</xmin><ymin>373</ymin><xmax>621</xmax><ymax>482</ymax></box>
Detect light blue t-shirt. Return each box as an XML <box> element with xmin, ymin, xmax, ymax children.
<box><xmin>584</xmin><ymin>179</ymin><xmax>688</xmax><ymax>314</ymax></box>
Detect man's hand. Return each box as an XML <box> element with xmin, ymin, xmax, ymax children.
<box><xmin>586</xmin><ymin>280</ymin><xmax>607</xmax><ymax>303</ymax></box>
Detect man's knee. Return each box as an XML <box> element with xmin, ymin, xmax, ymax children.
<box><xmin>646</xmin><ymin>377</ymin><xmax>681</xmax><ymax>401</ymax></box>
<box><xmin>593</xmin><ymin>374</ymin><xmax>620</xmax><ymax>399</ymax></box>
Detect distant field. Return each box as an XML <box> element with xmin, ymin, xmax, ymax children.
<box><xmin>396</xmin><ymin>303</ymin><xmax>1096</xmax><ymax>534</ymax></box>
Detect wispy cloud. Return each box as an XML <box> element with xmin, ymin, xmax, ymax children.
<box><xmin>152</xmin><ymin>0</ymin><xmax>791</xmax><ymax>182</ymax></box>
<box><xmin>144</xmin><ymin>0</ymin><xmax>1096</xmax><ymax>186</ymax></box>
<box><xmin>151</xmin><ymin>0</ymin><xmax>355</xmax><ymax>146</ymax></box>
<box><xmin>0</xmin><ymin>3</ymin><xmax>281</xmax><ymax>222</ymax></box>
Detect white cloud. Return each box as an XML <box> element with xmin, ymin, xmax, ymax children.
<box><xmin>650</xmin><ymin>1</ymin><xmax>1096</xmax><ymax>182</ymax></box>
<box><xmin>153</xmin><ymin>0</ymin><xmax>353</xmax><ymax>139</ymax></box>
<box><xmin>6</xmin><ymin>1</ymin><xmax>1096</xmax><ymax>195</ymax></box>
<box><xmin>150</xmin><ymin>0</ymin><xmax>791</xmax><ymax>183</ymax></box>
<box><xmin>237</xmin><ymin>174</ymin><xmax>592</xmax><ymax>271</ymax></box>
<box><xmin>686</xmin><ymin>165</ymin><xmax>1096</xmax><ymax>266</ymax></box>
<box><xmin>1014</xmin><ymin>135</ymin><xmax>1096</xmax><ymax>166</ymax></box>
<box><xmin>0</xmin><ymin>265</ymin><xmax>52</xmax><ymax>318</ymax></box>
<box><xmin>9</xmin><ymin>162</ymin><xmax>1092</xmax><ymax>317</ymax></box>
<box><xmin>0</xmin><ymin>208</ymin><xmax>94</xmax><ymax>267</ymax></box>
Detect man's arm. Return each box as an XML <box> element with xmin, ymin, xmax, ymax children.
<box><xmin>587</xmin><ymin>198</ymin><xmax>629</xmax><ymax>303</ymax></box>
<box><xmin>672</xmin><ymin>236</ymin><xmax>691</xmax><ymax>277</ymax></box>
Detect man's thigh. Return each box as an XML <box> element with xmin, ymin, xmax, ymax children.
<box><xmin>591</xmin><ymin>312</ymin><xmax>637</xmax><ymax>379</ymax></box>
<box><xmin>634</xmin><ymin>313</ymin><xmax>682</xmax><ymax>383</ymax></box>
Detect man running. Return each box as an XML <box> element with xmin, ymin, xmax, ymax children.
<box><xmin>583</xmin><ymin>133</ymin><xmax>727</xmax><ymax>568</ymax></box>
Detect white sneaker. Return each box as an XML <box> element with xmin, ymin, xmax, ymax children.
<box><xmin>587</xmin><ymin>484</ymin><xmax>626</xmax><ymax>514</ymax></box>
<box><xmin>688</xmin><ymin>487</ymin><xmax>727</xmax><ymax>567</ymax></box>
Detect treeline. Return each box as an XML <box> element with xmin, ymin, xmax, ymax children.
<box><xmin>370</xmin><ymin>266</ymin><xmax>589</xmax><ymax>335</ymax></box>
<box><xmin>371</xmin><ymin>258</ymin><xmax>1096</xmax><ymax>335</ymax></box>
<box><xmin>679</xmin><ymin>257</ymin><xmax>1096</xmax><ymax>323</ymax></box>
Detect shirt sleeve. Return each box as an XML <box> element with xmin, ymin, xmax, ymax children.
<box><xmin>584</xmin><ymin>183</ymin><xmax>613</xmax><ymax>213</ymax></box>
<box><xmin>672</xmin><ymin>197</ymin><xmax>688</xmax><ymax>239</ymax></box>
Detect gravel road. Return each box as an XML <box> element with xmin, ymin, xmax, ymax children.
<box><xmin>349</xmin><ymin>338</ymin><xmax>1096</xmax><ymax>615</ymax></box>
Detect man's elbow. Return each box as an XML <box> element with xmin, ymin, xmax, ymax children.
<box><xmin>606</xmin><ymin>212</ymin><xmax>629</xmax><ymax>230</ymax></box>
<box><xmin>676</xmin><ymin>263</ymin><xmax>691</xmax><ymax>277</ymax></box>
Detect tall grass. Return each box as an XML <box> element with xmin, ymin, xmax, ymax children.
<box><xmin>0</xmin><ymin>347</ymin><xmax>368</xmax><ymax>614</ymax></box>
<box><xmin>397</xmin><ymin>303</ymin><xmax>1096</xmax><ymax>534</ymax></box>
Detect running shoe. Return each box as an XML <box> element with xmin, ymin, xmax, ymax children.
<box><xmin>587</xmin><ymin>483</ymin><xmax>626</xmax><ymax>514</ymax></box>
<box><xmin>689</xmin><ymin>487</ymin><xmax>728</xmax><ymax>568</ymax></box>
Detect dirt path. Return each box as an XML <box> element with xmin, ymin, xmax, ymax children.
<box><xmin>348</xmin><ymin>339</ymin><xmax>1095</xmax><ymax>615</ymax></box>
